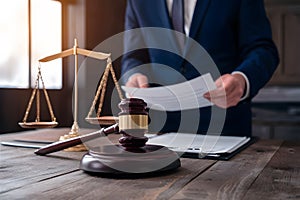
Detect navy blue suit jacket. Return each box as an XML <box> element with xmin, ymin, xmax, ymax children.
<box><xmin>121</xmin><ymin>0</ymin><xmax>279</xmax><ymax>136</ymax></box>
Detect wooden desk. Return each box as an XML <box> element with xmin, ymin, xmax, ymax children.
<box><xmin>1</xmin><ymin>131</ymin><xmax>299</xmax><ymax>199</ymax></box>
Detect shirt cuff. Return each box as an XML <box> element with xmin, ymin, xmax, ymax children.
<box><xmin>232</xmin><ymin>71</ymin><xmax>250</xmax><ymax>101</ymax></box>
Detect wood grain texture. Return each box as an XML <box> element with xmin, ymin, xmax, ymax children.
<box><xmin>243</xmin><ymin>141</ymin><xmax>300</xmax><ymax>200</ymax></box>
<box><xmin>170</xmin><ymin>140</ymin><xmax>283</xmax><ymax>200</ymax></box>
<box><xmin>2</xmin><ymin>129</ymin><xmax>299</xmax><ymax>200</ymax></box>
<box><xmin>0</xmin><ymin>157</ymin><xmax>215</xmax><ymax>200</ymax></box>
<box><xmin>0</xmin><ymin>145</ymin><xmax>85</xmax><ymax>194</ymax></box>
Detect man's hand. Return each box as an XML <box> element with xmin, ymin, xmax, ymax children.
<box><xmin>204</xmin><ymin>73</ymin><xmax>246</xmax><ymax>109</ymax></box>
<box><xmin>126</xmin><ymin>73</ymin><xmax>149</xmax><ymax>88</ymax></box>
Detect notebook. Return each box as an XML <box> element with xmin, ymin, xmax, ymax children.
<box><xmin>146</xmin><ymin>133</ymin><xmax>255</xmax><ymax>160</ymax></box>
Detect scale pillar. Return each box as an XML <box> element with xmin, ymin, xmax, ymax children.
<box><xmin>58</xmin><ymin>38</ymin><xmax>86</xmax><ymax>152</ymax></box>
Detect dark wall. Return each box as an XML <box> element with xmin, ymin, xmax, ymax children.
<box><xmin>265</xmin><ymin>0</ymin><xmax>300</xmax><ymax>85</ymax></box>
<box><xmin>85</xmin><ymin>0</ymin><xmax>126</xmax><ymax>49</ymax></box>
<box><xmin>85</xmin><ymin>0</ymin><xmax>127</xmax><ymax>117</ymax></box>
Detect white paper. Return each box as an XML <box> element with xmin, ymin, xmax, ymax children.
<box><xmin>146</xmin><ymin>133</ymin><xmax>250</xmax><ymax>154</ymax></box>
<box><xmin>122</xmin><ymin>73</ymin><xmax>216</xmax><ymax>111</ymax></box>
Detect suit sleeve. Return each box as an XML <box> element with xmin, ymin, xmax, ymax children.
<box><xmin>121</xmin><ymin>0</ymin><xmax>151</xmax><ymax>84</ymax></box>
<box><xmin>235</xmin><ymin>0</ymin><xmax>279</xmax><ymax>99</ymax></box>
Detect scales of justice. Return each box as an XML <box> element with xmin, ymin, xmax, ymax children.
<box><xmin>20</xmin><ymin>39</ymin><xmax>181</xmax><ymax>177</ymax></box>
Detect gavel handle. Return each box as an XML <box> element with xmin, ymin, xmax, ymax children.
<box><xmin>34</xmin><ymin>124</ymin><xmax>119</xmax><ymax>156</ymax></box>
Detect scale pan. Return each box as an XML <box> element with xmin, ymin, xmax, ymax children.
<box><xmin>85</xmin><ymin>116</ymin><xmax>118</xmax><ymax>126</ymax></box>
<box><xmin>18</xmin><ymin>121</ymin><xmax>58</xmax><ymax>129</ymax></box>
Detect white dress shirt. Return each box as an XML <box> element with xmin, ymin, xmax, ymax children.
<box><xmin>130</xmin><ymin>1</ymin><xmax>250</xmax><ymax>101</ymax></box>
<box><xmin>166</xmin><ymin>0</ymin><xmax>197</xmax><ymax>36</ymax></box>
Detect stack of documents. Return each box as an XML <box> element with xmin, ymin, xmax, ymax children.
<box><xmin>122</xmin><ymin>73</ymin><xmax>216</xmax><ymax>111</ymax></box>
<box><xmin>146</xmin><ymin>133</ymin><xmax>252</xmax><ymax>159</ymax></box>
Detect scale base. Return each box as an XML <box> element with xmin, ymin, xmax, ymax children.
<box><xmin>80</xmin><ymin>144</ymin><xmax>181</xmax><ymax>178</ymax></box>
<box><xmin>18</xmin><ymin>121</ymin><xmax>58</xmax><ymax>129</ymax></box>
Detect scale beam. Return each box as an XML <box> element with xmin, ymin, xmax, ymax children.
<box><xmin>20</xmin><ymin>38</ymin><xmax>123</xmax><ymax>140</ymax></box>
<box><xmin>39</xmin><ymin>49</ymin><xmax>73</xmax><ymax>62</ymax></box>
<box><xmin>39</xmin><ymin>48</ymin><xmax>110</xmax><ymax>63</ymax></box>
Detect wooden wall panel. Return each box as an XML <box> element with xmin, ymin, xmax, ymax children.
<box><xmin>266</xmin><ymin>0</ymin><xmax>300</xmax><ymax>85</ymax></box>
<box><xmin>284</xmin><ymin>14</ymin><xmax>300</xmax><ymax>76</ymax></box>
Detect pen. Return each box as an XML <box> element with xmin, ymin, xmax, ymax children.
<box><xmin>34</xmin><ymin>123</ymin><xmax>119</xmax><ymax>156</ymax></box>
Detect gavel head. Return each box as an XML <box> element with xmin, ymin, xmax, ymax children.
<box><xmin>118</xmin><ymin>98</ymin><xmax>149</xmax><ymax>149</ymax></box>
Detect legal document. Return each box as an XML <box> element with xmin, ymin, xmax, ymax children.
<box><xmin>122</xmin><ymin>73</ymin><xmax>216</xmax><ymax>111</ymax></box>
<box><xmin>147</xmin><ymin>133</ymin><xmax>251</xmax><ymax>154</ymax></box>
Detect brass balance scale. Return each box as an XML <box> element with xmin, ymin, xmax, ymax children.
<box><xmin>18</xmin><ymin>63</ymin><xmax>58</xmax><ymax>129</ymax></box>
<box><xmin>19</xmin><ymin>39</ymin><xmax>124</xmax><ymax>141</ymax></box>
<box><xmin>21</xmin><ymin>39</ymin><xmax>181</xmax><ymax>176</ymax></box>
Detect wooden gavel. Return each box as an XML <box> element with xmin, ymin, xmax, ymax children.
<box><xmin>34</xmin><ymin>123</ymin><xmax>119</xmax><ymax>155</ymax></box>
<box><xmin>35</xmin><ymin>98</ymin><xmax>148</xmax><ymax>155</ymax></box>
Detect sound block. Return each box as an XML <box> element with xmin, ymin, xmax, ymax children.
<box><xmin>80</xmin><ymin>144</ymin><xmax>181</xmax><ymax>178</ymax></box>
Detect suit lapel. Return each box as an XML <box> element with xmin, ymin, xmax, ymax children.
<box><xmin>189</xmin><ymin>0</ymin><xmax>211</xmax><ymax>38</ymax></box>
<box><xmin>154</xmin><ymin>0</ymin><xmax>172</xmax><ymax>29</ymax></box>
<box><xmin>151</xmin><ymin>0</ymin><xmax>181</xmax><ymax>55</ymax></box>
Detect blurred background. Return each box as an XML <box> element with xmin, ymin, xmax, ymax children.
<box><xmin>0</xmin><ymin>0</ymin><xmax>299</xmax><ymax>140</ymax></box>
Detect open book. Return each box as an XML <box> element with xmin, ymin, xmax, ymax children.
<box><xmin>146</xmin><ymin>133</ymin><xmax>254</xmax><ymax>160</ymax></box>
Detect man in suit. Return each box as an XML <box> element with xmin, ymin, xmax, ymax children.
<box><xmin>121</xmin><ymin>0</ymin><xmax>279</xmax><ymax>136</ymax></box>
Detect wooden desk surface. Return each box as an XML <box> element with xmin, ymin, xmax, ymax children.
<box><xmin>1</xmin><ymin>131</ymin><xmax>299</xmax><ymax>200</ymax></box>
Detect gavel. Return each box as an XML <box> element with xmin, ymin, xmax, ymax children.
<box><xmin>36</xmin><ymin>98</ymin><xmax>181</xmax><ymax>175</ymax></box>
<box><xmin>35</xmin><ymin>98</ymin><xmax>148</xmax><ymax>155</ymax></box>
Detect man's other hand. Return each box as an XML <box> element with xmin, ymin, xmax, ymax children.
<box><xmin>125</xmin><ymin>73</ymin><xmax>149</xmax><ymax>88</ymax></box>
<box><xmin>204</xmin><ymin>73</ymin><xmax>246</xmax><ymax>109</ymax></box>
